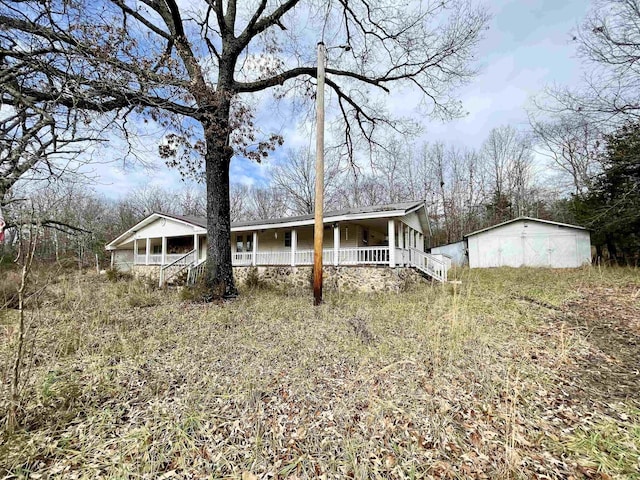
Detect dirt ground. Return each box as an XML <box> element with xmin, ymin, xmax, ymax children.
<box><xmin>558</xmin><ymin>284</ymin><xmax>640</xmax><ymax>402</ymax></box>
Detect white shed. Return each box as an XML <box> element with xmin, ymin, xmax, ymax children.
<box><xmin>465</xmin><ymin>217</ymin><xmax>591</xmax><ymax>269</ymax></box>
<box><xmin>431</xmin><ymin>240</ymin><xmax>467</xmax><ymax>266</ymax></box>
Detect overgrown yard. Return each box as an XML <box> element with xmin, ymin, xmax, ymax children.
<box><xmin>1</xmin><ymin>267</ymin><xmax>639</xmax><ymax>479</ymax></box>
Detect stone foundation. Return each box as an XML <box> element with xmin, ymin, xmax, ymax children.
<box><xmin>132</xmin><ymin>265</ymin><xmax>184</xmax><ymax>283</ymax></box>
<box><xmin>132</xmin><ymin>264</ymin><xmax>428</xmax><ymax>292</ymax></box>
<box><xmin>132</xmin><ymin>265</ymin><xmax>161</xmax><ymax>281</ymax></box>
<box><xmin>234</xmin><ymin>265</ymin><xmax>427</xmax><ymax>293</ymax></box>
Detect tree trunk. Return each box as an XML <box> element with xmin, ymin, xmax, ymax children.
<box><xmin>203</xmin><ymin>97</ymin><xmax>237</xmax><ymax>299</ymax></box>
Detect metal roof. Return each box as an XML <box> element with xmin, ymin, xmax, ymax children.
<box><xmin>160</xmin><ymin>200</ymin><xmax>424</xmax><ymax>229</ymax></box>
<box><xmin>464</xmin><ymin>216</ymin><xmax>587</xmax><ymax>238</ymax></box>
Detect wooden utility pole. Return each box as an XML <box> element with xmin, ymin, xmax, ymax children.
<box><xmin>313</xmin><ymin>42</ymin><xmax>325</xmax><ymax>306</ymax></box>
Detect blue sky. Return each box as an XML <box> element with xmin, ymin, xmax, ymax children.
<box><xmin>91</xmin><ymin>0</ymin><xmax>591</xmax><ymax>199</ymax></box>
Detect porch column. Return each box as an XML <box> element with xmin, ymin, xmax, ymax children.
<box><xmin>134</xmin><ymin>238</ymin><xmax>138</xmax><ymax>264</ymax></box>
<box><xmin>333</xmin><ymin>224</ymin><xmax>340</xmax><ymax>266</ymax></box>
<box><xmin>110</xmin><ymin>251</ymin><xmax>114</xmax><ymax>269</ymax></box>
<box><xmin>161</xmin><ymin>236</ymin><xmax>167</xmax><ymax>265</ymax></box>
<box><xmin>397</xmin><ymin>223</ymin><xmax>404</xmax><ymax>266</ymax></box>
<box><xmin>252</xmin><ymin>231</ymin><xmax>257</xmax><ymax>266</ymax></box>
<box><xmin>388</xmin><ymin>219</ymin><xmax>396</xmax><ymax>268</ymax></box>
<box><xmin>291</xmin><ymin>228</ymin><xmax>297</xmax><ymax>267</ymax></box>
<box><xmin>193</xmin><ymin>233</ymin><xmax>199</xmax><ymax>262</ymax></box>
<box><xmin>145</xmin><ymin>237</ymin><xmax>150</xmax><ymax>265</ymax></box>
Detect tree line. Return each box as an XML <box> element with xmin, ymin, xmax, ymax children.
<box><xmin>1</xmin><ymin>0</ymin><xmax>639</xmax><ymax>287</ymax></box>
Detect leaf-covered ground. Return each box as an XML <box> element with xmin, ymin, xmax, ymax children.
<box><xmin>0</xmin><ymin>267</ymin><xmax>638</xmax><ymax>479</ymax></box>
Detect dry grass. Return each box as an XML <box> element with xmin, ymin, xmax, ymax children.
<box><xmin>0</xmin><ymin>266</ymin><xmax>639</xmax><ymax>479</ymax></box>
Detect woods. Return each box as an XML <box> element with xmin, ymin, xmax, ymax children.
<box><xmin>0</xmin><ymin>0</ymin><xmax>489</xmax><ymax>298</ymax></box>
<box><xmin>1</xmin><ymin>0</ymin><xmax>640</xmax><ymax>289</ymax></box>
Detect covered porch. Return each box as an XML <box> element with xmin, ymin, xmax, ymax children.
<box><xmin>128</xmin><ymin>233</ymin><xmax>206</xmax><ymax>266</ymax></box>
<box><xmin>231</xmin><ymin>218</ymin><xmax>426</xmax><ymax>268</ymax></box>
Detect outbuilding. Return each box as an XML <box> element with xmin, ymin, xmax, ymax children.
<box><xmin>464</xmin><ymin>217</ymin><xmax>591</xmax><ymax>268</ymax></box>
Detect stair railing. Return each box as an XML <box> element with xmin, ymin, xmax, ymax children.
<box><xmin>159</xmin><ymin>249</ymin><xmax>196</xmax><ymax>287</ymax></box>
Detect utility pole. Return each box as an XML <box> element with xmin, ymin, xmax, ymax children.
<box><xmin>313</xmin><ymin>41</ymin><xmax>325</xmax><ymax>306</ymax></box>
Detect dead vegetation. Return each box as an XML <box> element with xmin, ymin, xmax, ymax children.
<box><xmin>0</xmin><ymin>267</ymin><xmax>639</xmax><ymax>479</ymax></box>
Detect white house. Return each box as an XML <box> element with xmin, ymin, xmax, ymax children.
<box><xmin>464</xmin><ymin>217</ymin><xmax>592</xmax><ymax>268</ymax></box>
<box><xmin>105</xmin><ymin>201</ymin><xmax>449</xmax><ymax>286</ymax></box>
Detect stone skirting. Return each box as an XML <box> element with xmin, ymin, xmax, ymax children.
<box><xmin>132</xmin><ymin>264</ymin><xmax>183</xmax><ymax>282</ymax></box>
<box><xmin>132</xmin><ymin>264</ymin><xmax>428</xmax><ymax>292</ymax></box>
<box><xmin>234</xmin><ymin>265</ymin><xmax>427</xmax><ymax>293</ymax></box>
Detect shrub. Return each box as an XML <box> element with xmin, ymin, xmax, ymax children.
<box><xmin>180</xmin><ymin>276</ymin><xmax>212</xmax><ymax>302</ymax></box>
<box><xmin>105</xmin><ymin>266</ymin><xmax>133</xmax><ymax>283</ymax></box>
<box><xmin>245</xmin><ymin>267</ymin><xmax>260</xmax><ymax>288</ymax></box>
<box><xmin>0</xmin><ymin>270</ymin><xmax>21</xmax><ymax>309</ymax></box>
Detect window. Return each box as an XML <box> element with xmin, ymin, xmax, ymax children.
<box><xmin>152</xmin><ymin>244</ymin><xmax>162</xmax><ymax>254</ymax></box>
<box><xmin>236</xmin><ymin>235</ymin><xmax>244</xmax><ymax>252</ymax></box>
<box><xmin>284</xmin><ymin>231</ymin><xmax>291</xmax><ymax>247</ymax></box>
<box><xmin>362</xmin><ymin>228</ymin><xmax>369</xmax><ymax>245</ymax></box>
<box><xmin>246</xmin><ymin>235</ymin><xmax>253</xmax><ymax>252</ymax></box>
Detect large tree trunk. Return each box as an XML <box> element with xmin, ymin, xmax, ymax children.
<box><xmin>203</xmin><ymin>95</ymin><xmax>237</xmax><ymax>298</ymax></box>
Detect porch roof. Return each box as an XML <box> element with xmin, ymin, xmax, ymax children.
<box><xmin>162</xmin><ymin>200</ymin><xmax>425</xmax><ymax>232</ymax></box>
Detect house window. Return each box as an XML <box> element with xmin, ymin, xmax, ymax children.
<box><xmin>246</xmin><ymin>235</ymin><xmax>253</xmax><ymax>252</ymax></box>
<box><xmin>284</xmin><ymin>231</ymin><xmax>292</xmax><ymax>247</ymax></box>
<box><xmin>152</xmin><ymin>244</ymin><xmax>162</xmax><ymax>254</ymax></box>
<box><xmin>362</xmin><ymin>228</ymin><xmax>369</xmax><ymax>245</ymax></box>
<box><xmin>236</xmin><ymin>235</ymin><xmax>244</xmax><ymax>252</ymax></box>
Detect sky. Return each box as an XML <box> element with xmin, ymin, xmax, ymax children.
<box><xmin>90</xmin><ymin>0</ymin><xmax>592</xmax><ymax>199</ymax></box>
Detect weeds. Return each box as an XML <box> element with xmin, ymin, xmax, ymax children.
<box><xmin>0</xmin><ymin>266</ymin><xmax>638</xmax><ymax>478</ymax></box>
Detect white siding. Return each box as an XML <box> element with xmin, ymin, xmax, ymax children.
<box><xmin>133</xmin><ymin>217</ymin><xmax>199</xmax><ymax>240</ymax></box>
<box><xmin>113</xmin><ymin>249</ymin><xmax>134</xmax><ymax>271</ymax></box>
<box><xmin>399</xmin><ymin>212</ymin><xmax>423</xmax><ymax>234</ymax></box>
<box><xmin>468</xmin><ymin>219</ymin><xmax>591</xmax><ymax>268</ymax></box>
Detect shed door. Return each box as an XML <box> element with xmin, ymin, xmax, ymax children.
<box><xmin>523</xmin><ymin>235</ymin><xmax>550</xmax><ymax>267</ymax></box>
<box><xmin>548</xmin><ymin>234</ymin><xmax>578</xmax><ymax>268</ymax></box>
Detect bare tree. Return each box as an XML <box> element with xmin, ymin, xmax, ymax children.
<box><xmin>482</xmin><ymin>126</ymin><xmax>534</xmax><ymax>220</ymax></box>
<box><xmin>530</xmin><ymin>113</ymin><xmax>603</xmax><ymax>195</ymax></box>
<box><xmin>1</xmin><ymin>0</ymin><xmax>489</xmax><ymax>298</ymax></box>
<box><xmin>246</xmin><ymin>186</ymin><xmax>288</xmax><ymax>220</ymax></box>
<box><xmin>544</xmin><ymin>0</ymin><xmax>640</xmax><ymax>124</ymax></box>
<box><xmin>229</xmin><ymin>183</ymin><xmax>249</xmax><ymax>222</ymax></box>
<box><xmin>271</xmin><ymin>148</ymin><xmax>341</xmax><ymax>215</ymax></box>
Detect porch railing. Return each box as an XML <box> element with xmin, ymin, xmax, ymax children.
<box><xmin>227</xmin><ymin>246</ymin><xmax>447</xmax><ymax>282</ymax></box>
<box><xmin>134</xmin><ymin>253</ymin><xmax>189</xmax><ymax>265</ymax></box>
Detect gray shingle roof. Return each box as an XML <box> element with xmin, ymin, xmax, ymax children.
<box><xmin>158</xmin><ymin>200</ymin><xmax>423</xmax><ymax>229</ymax></box>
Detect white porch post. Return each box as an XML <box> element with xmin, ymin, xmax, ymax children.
<box><xmin>291</xmin><ymin>229</ymin><xmax>297</xmax><ymax>267</ymax></box>
<box><xmin>145</xmin><ymin>238</ymin><xmax>151</xmax><ymax>265</ymax></box>
<box><xmin>252</xmin><ymin>231</ymin><xmax>257</xmax><ymax>266</ymax></box>
<box><xmin>333</xmin><ymin>224</ymin><xmax>340</xmax><ymax>266</ymax></box>
<box><xmin>397</xmin><ymin>222</ymin><xmax>404</xmax><ymax>266</ymax></box>
<box><xmin>134</xmin><ymin>238</ymin><xmax>138</xmax><ymax>264</ymax></box>
<box><xmin>388</xmin><ymin>219</ymin><xmax>396</xmax><ymax>268</ymax></box>
<box><xmin>161</xmin><ymin>236</ymin><xmax>167</xmax><ymax>265</ymax></box>
<box><xmin>193</xmin><ymin>233</ymin><xmax>199</xmax><ymax>262</ymax></box>
<box><xmin>110</xmin><ymin>251</ymin><xmax>114</xmax><ymax>269</ymax></box>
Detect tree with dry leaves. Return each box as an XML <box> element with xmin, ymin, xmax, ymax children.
<box><xmin>1</xmin><ymin>0</ymin><xmax>489</xmax><ymax>298</ymax></box>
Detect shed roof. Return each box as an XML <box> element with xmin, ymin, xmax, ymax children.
<box><xmin>464</xmin><ymin>217</ymin><xmax>587</xmax><ymax>238</ymax></box>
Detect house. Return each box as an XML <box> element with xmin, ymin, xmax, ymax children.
<box><xmin>431</xmin><ymin>217</ymin><xmax>591</xmax><ymax>268</ymax></box>
<box><xmin>105</xmin><ymin>201</ymin><xmax>449</xmax><ymax>289</ymax></box>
